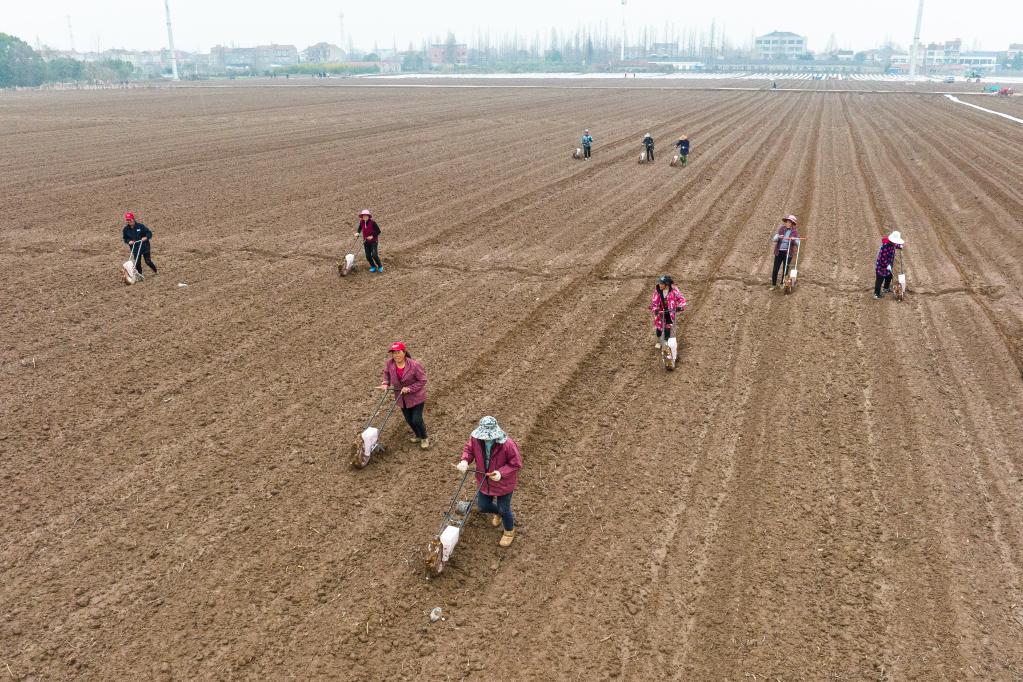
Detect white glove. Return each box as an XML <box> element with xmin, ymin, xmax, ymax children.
<box><xmin>488</xmin><ymin>471</ymin><xmax>502</xmax><ymax>482</ymax></box>
<box><xmin>772</xmin><ymin>234</ymin><xmax>780</xmax><ymax>242</ymax></box>
<box><xmin>456</xmin><ymin>461</ymin><xmax>468</xmax><ymax>474</ymax></box>
<box><xmin>887</xmin><ymin>265</ymin><xmax>892</xmax><ymax>273</ymax></box>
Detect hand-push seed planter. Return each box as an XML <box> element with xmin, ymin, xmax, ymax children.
<box><xmin>350</xmin><ymin>388</ymin><xmax>399</xmax><ymax>469</ymax></box>
<box><xmin>425</xmin><ymin>469</ymin><xmax>487</xmax><ymax>576</ymax></box>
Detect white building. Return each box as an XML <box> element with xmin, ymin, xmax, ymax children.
<box><xmin>754</xmin><ymin>31</ymin><xmax>808</xmax><ymax>60</ymax></box>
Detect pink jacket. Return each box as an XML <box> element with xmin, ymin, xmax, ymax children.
<box><xmin>382</xmin><ymin>358</ymin><xmax>427</xmax><ymax>408</ymax></box>
<box><xmin>649</xmin><ymin>286</ymin><xmax>687</xmax><ymax>331</ymax></box>
<box><xmin>460</xmin><ymin>437</ymin><xmax>522</xmax><ymax>497</ymax></box>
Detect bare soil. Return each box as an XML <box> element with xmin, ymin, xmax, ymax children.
<box><xmin>1</xmin><ymin>83</ymin><xmax>1022</xmax><ymax>680</ymax></box>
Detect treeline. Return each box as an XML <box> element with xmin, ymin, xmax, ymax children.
<box><xmin>0</xmin><ymin>33</ymin><xmax>133</xmax><ymax>88</ymax></box>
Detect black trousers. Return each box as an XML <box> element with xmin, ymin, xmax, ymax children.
<box><xmin>133</xmin><ymin>244</ymin><xmax>157</xmax><ymax>273</ymax></box>
<box><xmin>772</xmin><ymin>251</ymin><xmax>791</xmax><ymax>285</ymax></box>
<box><xmin>874</xmin><ymin>274</ymin><xmax>893</xmax><ymax>296</ymax></box>
<box><xmin>401</xmin><ymin>402</ymin><xmax>427</xmax><ymax>439</ymax></box>
<box><xmin>645</xmin><ymin>144</ymin><xmax>654</xmax><ymax>161</ymax></box>
<box><xmin>583</xmin><ymin>145</ymin><xmax>591</xmax><ymax>158</ymax></box>
<box><xmin>363</xmin><ymin>241</ymin><xmax>382</xmax><ymax>269</ymax></box>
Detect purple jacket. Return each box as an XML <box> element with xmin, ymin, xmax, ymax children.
<box><xmin>382</xmin><ymin>358</ymin><xmax>427</xmax><ymax>408</ymax></box>
<box><xmin>460</xmin><ymin>437</ymin><xmax>522</xmax><ymax>497</ymax></box>
<box><xmin>773</xmin><ymin>224</ymin><xmax>801</xmax><ymax>255</ymax></box>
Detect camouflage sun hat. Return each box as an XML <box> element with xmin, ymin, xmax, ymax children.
<box><xmin>471</xmin><ymin>416</ymin><xmax>507</xmax><ymax>443</ymax></box>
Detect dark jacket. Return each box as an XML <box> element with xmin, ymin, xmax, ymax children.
<box><xmin>122</xmin><ymin>222</ymin><xmax>153</xmax><ymax>247</ymax></box>
<box><xmin>643</xmin><ymin>135</ymin><xmax>654</xmax><ymax>149</ymax></box>
<box><xmin>675</xmin><ymin>139</ymin><xmax>690</xmax><ymax>155</ymax></box>
<box><xmin>357</xmin><ymin>219</ymin><xmax>380</xmax><ymax>242</ymax></box>
<box><xmin>875</xmin><ymin>237</ymin><xmax>903</xmax><ymax>276</ymax></box>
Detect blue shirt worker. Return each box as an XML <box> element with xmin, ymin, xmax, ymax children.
<box><xmin>581</xmin><ymin>129</ymin><xmax>593</xmax><ymax>159</ymax></box>
<box><xmin>675</xmin><ymin>136</ymin><xmax>690</xmax><ymax>166</ymax></box>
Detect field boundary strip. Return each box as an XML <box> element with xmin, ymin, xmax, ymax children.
<box><xmin>944</xmin><ymin>94</ymin><xmax>1023</xmax><ymax>125</ymax></box>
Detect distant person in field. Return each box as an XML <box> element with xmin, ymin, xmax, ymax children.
<box><xmin>455</xmin><ymin>416</ymin><xmax>522</xmax><ymax>548</ymax></box>
<box><xmin>378</xmin><ymin>341</ymin><xmax>430</xmax><ymax>450</ymax></box>
<box><xmin>873</xmin><ymin>230</ymin><xmax>905</xmax><ymax>299</ymax></box>
<box><xmin>643</xmin><ymin>133</ymin><xmax>655</xmax><ymax>161</ymax></box>
<box><xmin>122</xmin><ymin>212</ymin><xmax>157</xmax><ymax>275</ymax></box>
<box><xmin>650</xmin><ymin>275</ymin><xmax>687</xmax><ymax>349</ymax></box>
<box><xmin>675</xmin><ymin>135</ymin><xmax>690</xmax><ymax>166</ymax></box>
<box><xmin>770</xmin><ymin>215</ymin><xmax>801</xmax><ymax>290</ymax></box>
<box><xmin>355</xmin><ymin>209</ymin><xmax>383</xmax><ymax>273</ymax></box>
<box><xmin>581</xmin><ymin>129</ymin><xmax>593</xmax><ymax>159</ymax></box>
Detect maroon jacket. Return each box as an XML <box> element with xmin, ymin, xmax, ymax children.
<box><xmin>773</xmin><ymin>224</ymin><xmax>801</xmax><ymax>255</ymax></box>
<box><xmin>382</xmin><ymin>358</ymin><xmax>427</xmax><ymax>408</ymax></box>
<box><xmin>358</xmin><ymin>219</ymin><xmax>380</xmax><ymax>242</ymax></box>
<box><xmin>460</xmin><ymin>437</ymin><xmax>522</xmax><ymax>497</ymax></box>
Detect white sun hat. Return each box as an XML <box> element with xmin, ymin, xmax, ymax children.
<box><xmin>888</xmin><ymin>230</ymin><xmax>905</xmax><ymax>245</ymax></box>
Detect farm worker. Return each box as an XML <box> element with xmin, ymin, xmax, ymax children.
<box><xmin>581</xmin><ymin>129</ymin><xmax>593</xmax><ymax>159</ymax></box>
<box><xmin>122</xmin><ymin>212</ymin><xmax>158</xmax><ymax>274</ymax></box>
<box><xmin>770</xmin><ymin>215</ymin><xmax>801</xmax><ymax>290</ymax></box>
<box><xmin>355</xmin><ymin>209</ymin><xmax>383</xmax><ymax>273</ymax></box>
<box><xmin>455</xmin><ymin>416</ymin><xmax>522</xmax><ymax>547</ymax></box>
<box><xmin>378</xmin><ymin>342</ymin><xmax>430</xmax><ymax>449</ymax></box>
<box><xmin>650</xmin><ymin>275</ymin><xmax>687</xmax><ymax>349</ymax></box>
<box><xmin>674</xmin><ymin>135</ymin><xmax>690</xmax><ymax>166</ymax></box>
<box><xmin>642</xmin><ymin>132</ymin><xmax>655</xmax><ymax>161</ymax></box>
<box><xmin>873</xmin><ymin>230</ymin><xmax>905</xmax><ymax>299</ymax></box>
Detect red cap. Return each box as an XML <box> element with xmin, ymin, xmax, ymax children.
<box><xmin>124</xmin><ymin>212</ymin><xmax>135</xmax><ymax>221</ymax></box>
<box><xmin>388</xmin><ymin>342</ymin><xmax>406</xmax><ymax>352</ymax></box>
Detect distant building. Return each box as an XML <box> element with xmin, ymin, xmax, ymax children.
<box><xmin>428</xmin><ymin>43</ymin><xmax>468</xmax><ymax>66</ymax></box>
<box><xmin>890</xmin><ymin>39</ymin><xmax>999</xmax><ymax>72</ymax></box>
<box><xmin>210</xmin><ymin>44</ymin><xmax>299</xmax><ymax>72</ymax></box>
<box><xmin>1006</xmin><ymin>44</ymin><xmax>1023</xmax><ymax>60</ymax></box>
<box><xmin>649</xmin><ymin>42</ymin><xmax>679</xmax><ymax>58</ymax></box>
<box><xmin>755</xmin><ymin>31</ymin><xmax>807</xmax><ymax>59</ymax></box>
<box><xmin>834</xmin><ymin>50</ymin><xmax>855</xmax><ymax>62</ymax></box>
<box><xmin>303</xmin><ymin>42</ymin><xmax>344</xmax><ymax>63</ymax></box>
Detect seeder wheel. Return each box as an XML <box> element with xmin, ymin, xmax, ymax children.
<box><xmin>661</xmin><ymin>344</ymin><xmax>675</xmax><ymax>371</ymax></box>
<box><xmin>426</xmin><ymin>536</ymin><xmax>445</xmax><ymax>576</ymax></box>
<box><xmin>783</xmin><ymin>276</ymin><xmax>793</xmax><ymax>295</ymax></box>
<box><xmin>893</xmin><ymin>282</ymin><xmax>905</xmax><ymax>301</ymax></box>
<box><xmin>350</xmin><ymin>437</ymin><xmax>368</xmax><ymax>469</ymax></box>
<box><xmin>337</xmin><ymin>261</ymin><xmax>345</xmax><ymax>277</ymax></box>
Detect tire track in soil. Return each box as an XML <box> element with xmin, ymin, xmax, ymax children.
<box><xmin>843</xmin><ymin>93</ymin><xmax>1019</xmax><ymax>675</ymax></box>
<box><xmin>616</xmin><ymin>94</ymin><xmax>826</xmax><ymax>678</ymax></box>
<box><xmin>843</xmin><ymin>96</ymin><xmax>1023</xmax><ymax>379</ymax></box>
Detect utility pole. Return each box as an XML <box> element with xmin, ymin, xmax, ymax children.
<box><xmin>67</xmin><ymin>15</ymin><xmax>75</xmax><ymax>52</ymax></box>
<box><xmin>164</xmin><ymin>0</ymin><xmax>180</xmax><ymax>80</ymax></box>
<box><xmin>620</xmin><ymin>0</ymin><xmax>627</xmax><ymax>62</ymax></box>
<box><xmin>909</xmin><ymin>0</ymin><xmax>924</xmax><ymax>77</ymax></box>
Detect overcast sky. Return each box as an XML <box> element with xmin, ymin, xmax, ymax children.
<box><xmin>6</xmin><ymin>1</ymin><xmax>1021</xmax><ymax>54</ymax></box>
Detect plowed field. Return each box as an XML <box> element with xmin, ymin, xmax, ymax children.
<box><xmin>2</xmin><ymin>84</ymin><xmax>1022</xmax><ymax>680</ymax></box>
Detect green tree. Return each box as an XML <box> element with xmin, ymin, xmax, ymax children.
<box><xmin>45</xmin><ymin>56</ymin><xmax>84</xmax><ymax>81</ymax></box>
<box><xmin>0</xmin><ymin>33</ymin><xmax>46</xmax><ymax>87</ymax></box>
<box><xmin>444</xmin><ymin>32</ymin><xmax>457</xmax><ymax>64</ymax></box>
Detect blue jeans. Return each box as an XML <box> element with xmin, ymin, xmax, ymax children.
<box><xmin>476</xmin><ymin>491</ymin><xmax>514</xmax><ymax>531</ymax></box>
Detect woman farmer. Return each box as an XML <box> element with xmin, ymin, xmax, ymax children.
<box><xmin>873</xmin><ymin>230</ymin><xmax>905</xmax><ymax>299</ymax></box>
<box><xmin>355</xmin><ymin>209</ymin><xmax>383</xmax><ymax>273</ymax></box>
<box><xmin>122</xmin><ymin>212</ymin><xmax>158</xmax><ymax>274</ymax></box>
<box><xmin>455</xmin><ymin>416</ymin><xmax>522</xmax><ymax>547</ymax></box>
<box><xmin>674</xmin><ymin>135</ymin><xmax>690</xmax><ymax>166</ymax></box>
<box><xmin>650</xmin><ymin>275</ymin><xmax>687</xmax><ymax>349</ymax></box>
<box><xmin>770</xmin><ymin>215</ymin><xmax>801</xmax><ymax>290</ymax></box>
<box><xmin>378</xmin><ymin>342</ymin><xmax>430</xmax><ymax>449</ymax></box>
